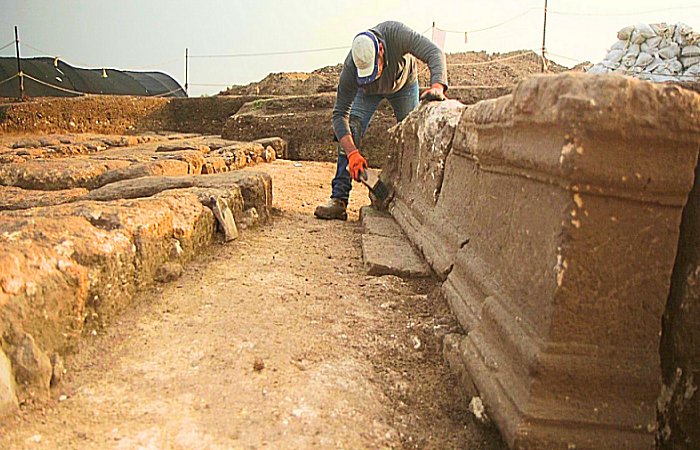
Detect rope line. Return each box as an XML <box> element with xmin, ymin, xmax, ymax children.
<box><xmin>435</xmin><ymin>8</ymin><xmax>539</xmax><ymax>34</ymax></box>
<box><xmin>153</xmin><ymin>86</ymin><xmax>186</xmax><ymax>97</ymax></box>
<box><xmin>0</xmin><ymin>41</ymin><xmax>15</xmax><ymax>52</ymax></box>
<box><xmin>544</xmin><ymin>51</ymin><xmax>582</xmax><ymax>63</ymax></box>
<box><xmin>550</xmin><ymin>4</ymin><xmax>700</xmax><ymax>17</ymax></box>
<box><xmin>447</xmin><ymin>51</ymin><xmax>533</xmax><ymax>67</ymax></box>
<box><xmin>190</xmin><ymin>45</ymin><xmax>349</xmax><ymax>59</ymax></box>
<box><xmin>22</xmin><ymin>73</ymin><xmax>87</xmax><ymax>95</ymax></box>
<box><xmin>0</xmin><ymin>73</ymin><xmax>18</xmax><ymax>87</ymax></box>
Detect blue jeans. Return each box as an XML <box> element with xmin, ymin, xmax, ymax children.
<box><xmin>331</xmin><ymin>80</ymin><xmax>419</xmax><ymax>201</ymax></box>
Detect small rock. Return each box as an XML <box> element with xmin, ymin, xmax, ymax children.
<box><xmin>469</xmin><ymin>396</ymin><xmax>490</xmax><ymax>423</ymax></box>
<box><xmin>253</xmin><ymin>358</ymin><xmax>265</xmax><ymax>372</ymax></box>
<box><xmin>263</xmin><ymin>146</ymin><xmax>277</xmax><ymax>162</ymax></box>
<box><xmin>50</xmin><ymin>353</ymin><xmax>65</xmax><ymax>387</ymax></box>
<box><xmin>211</xmin><ymin>196</ymin><xmax>238</xmax><ymax>242</ymax></box>
<box><xmin>155</xmin><ymin>262</ymin><xmax>183</xmax><ymax>283</ymax></box>
<box><xmin>9</xmin><ymin>331</ymin><xmax>52</xmax><ymax>398</ymax></box>
<box><xmin>169</xmin><ymin>239</ymin><xmax>184</xmax><ymax>259</ymax></box>
<box><xmin>239</xmin><ymin>207</ymin><xmax>260</xmax><ymax>230</ymax></box>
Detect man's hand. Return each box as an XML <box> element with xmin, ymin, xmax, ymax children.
<box><xmin>420</xmin><ymin>83</ymin><xmax>447</xmax><ymax>102</ymax></box>
<box><xmin>347</xmin><ymin>149</ymin><xmax>368</xmax><ymax>181</ymax></box>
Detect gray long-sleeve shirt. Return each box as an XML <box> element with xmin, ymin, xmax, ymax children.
<box><xmin>332</xmin><ymin>21</ymin><xmax>448</xmax><ymax>140</ymax></box>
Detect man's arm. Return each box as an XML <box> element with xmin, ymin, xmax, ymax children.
<box><xmin>332</xmin><ymin>55</ymin><xmax>359</xmax><ymax>150</ymax></box>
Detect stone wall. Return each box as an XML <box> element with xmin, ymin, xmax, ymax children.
<box><xmin>382</xmin><ymin>73</ymin><xmax>700</xmax><ymax>448</ymax></box>
<box><xmin>0</xmin><ymin>95</ymin><xmax>262</xmax><ymax>135</ymax></box>
<box><xmin>221</xmin><ymin>93</ymin><xmax>395</xmax><ymax>167</ymax></box>
<box><xmin>0</xmin><ymin>133</ymin><xmax>274</xmax><ymax>414</ymax></box>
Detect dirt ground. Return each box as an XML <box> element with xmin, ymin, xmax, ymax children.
<box><xmin>0</xmin><ymin>160</ymin><xmax>505</xmax><ymax>449</ymax></box>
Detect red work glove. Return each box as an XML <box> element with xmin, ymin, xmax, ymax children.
<box><xmin>347</xmin><ymin>149</ymin><xmax>368</xmax><ymax>181</ymax></box>
<box><xmin>420</xmin><ymin>83</ymin><xmax>447</xmax><ymax>102</ymax></box>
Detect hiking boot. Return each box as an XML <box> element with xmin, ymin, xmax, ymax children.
<box><xmin>314</xmin><ymin>198</ymin><xmax>348</xmax><ymax>220</ymax></box>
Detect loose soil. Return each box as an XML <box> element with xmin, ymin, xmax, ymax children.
<box><xmin>0</xmin><ymin>160</ymin><xmax>505</xmax><ymax>449</ymax></box>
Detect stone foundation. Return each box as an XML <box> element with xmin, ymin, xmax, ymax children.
<box><xmin>382</xmin><ymin>73</ymin><xmax>700</xmax><ymax>448</ymax></box>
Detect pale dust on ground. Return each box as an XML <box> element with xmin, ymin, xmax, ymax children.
<box><xmin>0</xmin><ymin>160</ymin><xmax>505</xmax><ymax>449</ymax></box>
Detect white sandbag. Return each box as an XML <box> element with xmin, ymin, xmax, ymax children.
<box><xmin>681</xmin><ymin>45</ymin><xmax>700</xmax><ymax>57</ymax></box>
<box><xmin>674</xmin><ymin>22</ymin><xmax>692</xmax><ymax>44</ymax></box>
<box><xmin>646</xmin><ymin>56</ymin><xmax>664</xmax><ymax>72</ymax></box>
<box><xmin>687</xmin><ymin>32</ymin><xmax>700</xmax><ymax>45</ymax></box>
<box><xmin>622</xmin><ymin>53</ymin><xmax>637</xmax><ymax>67</ymax></box>
<box><xmin>636</xmin><ymin>23</ymin><xmax>657</xmax><ymax>39</ymax></box>
<box><xmin>651</xmin><ymin>23</ymin><xmax>673</xmax><ymax>38</ymax></box>
<box><xmin>631</xmin><ymin>30</ymin><xmax>646</xmax><ymax>45</ymax></box>
<box><xmin>645</xmin><ymin>36</ymin><xmax>663</xmax><ymax>49</ymax></box>
<box><xmin>627</xmin><ymin>44</ymin><xmax>641</xmax><ymax>56</ymax></box>
<box><xmin>684</xmin><ymin>63</ymin><xmax>700</xmax><ymax>75</ymax></box>
<box><xmin>635</xmin><ymin>52</ymin><xmax>654</xmax><ymax>68</ymax></box>
<box><xmin>681</xmin><ymin>56</ymin><xmax>700</xmax><ymax>68</ymax></box>
<box><xmin>605</xmin><ymin>49</ymin><xmax>625</xmax><ymax>63</ymax></box>
<box><xmin>667</xmin><ymin>59</ymin><xmax>683</xmax><ymax>74</ymax></box>
<box><xmin>611</xmin><ymin>40</ymin><xmax>628</xmax><ymax>51</ymax></box>
<box><xmin>587</xmin><ymin>64</ymin><xmax>609</xmax><ymax>74</ymax></box>
<box><xmin>658</xmin><ymin>43</ymin><xmax>680</xmax><ymax>59</ymax></box>
<box><xmin>648</xmin><ymin>73</ymin><xmax>672</xmax><ymax>82</ymax></box>
<box><xmin>617</xmin><ymin>25</ymin><xmax>635</xmax><ymax>40</ymax></box>
<box><xmin>601</xmin><ymin>59</ymin><xmax>620</xmax><ymax>69</ymax></box>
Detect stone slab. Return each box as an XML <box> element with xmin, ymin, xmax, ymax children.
<box><xmin>361</xmin><ymin>234</ymin><xmax>431</xmax><ymax>278</ymax></box>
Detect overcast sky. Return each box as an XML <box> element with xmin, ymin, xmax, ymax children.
<box><xmin>1</xmin><ymin>0</ymin><xmax>699</xmax><ymax>96</ymax></box>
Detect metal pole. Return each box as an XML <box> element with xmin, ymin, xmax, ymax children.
<box><xmin>14</xmin><ymin>26</ymin><xmax>24</xmax><ymax>100</ymax></box>
<box><xmin>541</xmin><ymin>0</ymin><xmax>548</xmax><ymax>72</ymax></box>
<box><xmin>185</xmin><ymin>47</ymin><xmax>189</xmax><ymax>96</ymax></box>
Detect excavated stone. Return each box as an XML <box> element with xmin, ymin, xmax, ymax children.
<box><xmin>361</xmin><ymin>234</ymin><xmax>431</xmax><ymax>278</ymax></box>
<box><xmin>202</xmin><ymin>156</ymin><xmax>228</xmax><ymax>174</ymax></box>
<box><xmin>86</xmin><ymin>171</ymin><xmax>272</xmax><ymax>218</ymax></box>
<box><xmin>100</xmin><ymin>136</ymin><xmax>139</xmax><ymax>147</ymax></box>
<box><xmin>360</xmin><ymin>206</ymin><xmax>431</xmax><ymax>278</ymax></box>
<box><xmin>0</xmin><ymin>189</ymin><xmax>228</xmax><ymax>382</ymax></box>
<box><xmin>155</xmin><ymin>142</ymin><xmax>211</xmax><ymax>154</ymax></box>
<box><xmin>385</xmin><ymin>72</ymin><xmax>700</xmax><ymax>448</ymax></box>
<box><xmin>262</xmin><ymin>146</ymin><xmax>276</xmax><ymax>163</ymax></box>
<box><xmin>253</xmin><ymin>137</ymin><xmax>288</xmax><ymax>159</ymax></box>
<box><xmin>94</xmin><ymin>159</ymin><xmax>190</xmax><ymax>188</ymax></box>
<box><xmin>156</xmin><ymin>150</ymin><xmax>205</xmax><ymax>175</ymax></box>
<box><xmin>0</xmin><ymin>348</ymin><xmax>18</xmax><ymax>416</ymax></box>
<box><xmin>0</xmin><ymin>186</ymin><xmax>88</xmax><ymax>211</ymax></box>
<box><xmin>0</xmin><ymin>159</ymin><xmax>132</xmax><ymax>191</ymax></box>
<box><xmin>11</xmin><ymin>139</ymin><xmax>42</xmax><ymax>149</ymax></box>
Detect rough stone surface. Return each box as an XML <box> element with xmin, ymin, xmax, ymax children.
<box><xmin>384</xmin><ymin>72</ymin><xmax>700</xmax><ymax>448</ymax></box>
<box><xmin>7</xmin><ymin>331</ymin><xmax>52</xmax><ymax>399</ymax></box>
<box><xmin>0</xmin><ymin>186</ymin><xmax>88</xmax><ymax>211</ymax></box>
<box><xmin>253</xmin><ymin>137</ymin><xmax>288</xmax><ymax>159</ymax></box>
<box><xmin>0</xmin><ymin>348</ymin><xmax>18</xmax><ymax>416</ymax></box>
<box><xmin>658</xmin><ymin>160</ymin><xmax>700</xmax><ymax>449</ymax></box>
<box><xmin>0</xmin><ymin>159</ymin><xmax>132</xmax><ymax>191</ymax></box>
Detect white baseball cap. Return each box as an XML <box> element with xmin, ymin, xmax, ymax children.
<box><xmin>352</xmin><ymin>31</ymin><xmax>380</xmax><ymax>85</ymax></box>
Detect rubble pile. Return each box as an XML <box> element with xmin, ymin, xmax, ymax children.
<box><xmin>588</xmin><ymin>22</ymin><xmax>700</xmax><ymax>81</ymax></box>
